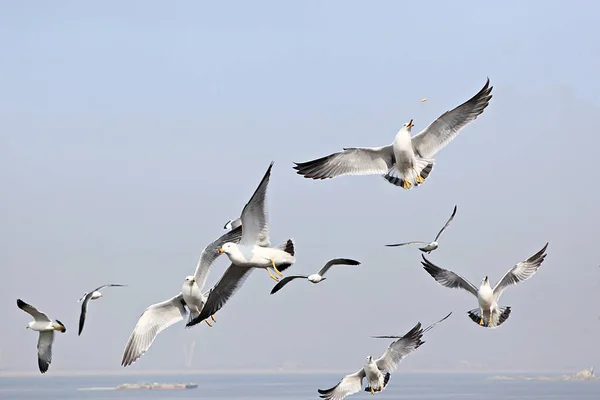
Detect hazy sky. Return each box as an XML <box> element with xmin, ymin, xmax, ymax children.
<box><xmin>2</xmin><ymin>1</ymin><xmax>599</xmax><ymax>375</ymax></box>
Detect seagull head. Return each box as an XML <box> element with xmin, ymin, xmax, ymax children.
<box><xmin>403</xmin><ymin>119</ymin><xmax>414</xmax><ymax>131</ymax></box>
<box><xmin>218</xmin><ymin>242</ymin><xmax>234</xmax><ymax>255</ymax></box>
<box><xmin>53</xmin><ymin>320</ymin><xmax>67</xmax><ymax>333</ymax></box>
<box><xmin>366</xmin><ymin>356</ymin><xmax>373</xmax><ymax>363</ymax></box>
<box><xmin>482</xmin><ymin>276</ymin><xmax>489</xmax><ymax>285</ymax></box>
<box><xmin>185</xmin><ymin>276</ymin><xmax>196</xmax><ymax>284</ymax></box>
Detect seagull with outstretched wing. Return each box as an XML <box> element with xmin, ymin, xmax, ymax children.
<box><xmin>78</xmin><ymin>284</ymin><xmax>127</xmax><ymax>336</ymax></box>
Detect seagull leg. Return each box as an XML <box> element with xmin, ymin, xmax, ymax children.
<box><xmin>370</xmin><ymin>387</ymin><xmax>375</xmax><ymax>395</ymax></box>
<box><xmin>204</xmin><ymin>319</ymin><xmax>213</xmax><ymax>327</ymax></box>
<box><xmin>210</xmin><ymin>315</ymin><xmax>216</xmax><ymax>323</ymax></box>
<box><xmin>402</xmin><ymin>179</ymin><xmax>412</xmax><ymax>189</ymax></box>
<box><xmin>414</xmin><ymin>168</ymin><xmax>425</xmax><ymax>184</ymax></box>
<box><xmin>266</xmin><ymin>267</ymin><xmax>280</xmax><ymax>282</ymax></box>
<box><xmin>271</xmin><ymin>259</ymin><xmax>284</xmax><ymax>277</ymax></box>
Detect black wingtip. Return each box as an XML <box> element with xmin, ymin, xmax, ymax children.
<box><xmin>17</xmin><ymin>299</ymin><xmax>26</xmax><ymax>308</ymax></box>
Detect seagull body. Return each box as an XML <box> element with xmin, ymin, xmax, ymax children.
<box><xmin>386</xmin><ymin>205</ymin><xmax>457</xmax><ymax>253</ymax></box>
<box><xmin>270</xmin><ymin>258</ymin><xmax>361</xmax><ymax>295</ymax></box>
<box><xmin>120</xmin><ymin>225</ymin><xmax>242</xmax><ymax>367</ymax></box>
<box><xmin>421</xmin><ymin>243</ymin><xmax>549</xmax><ymax>328</ymax></box>
<box><xmin>294</xmin><ymin>79</ymin><xmax>493</xmax><ymax>189</ymax></box>
<box><xmin>78</xmin><ymin>284</ymin><xmax>126</xmax><ymax>336</ymax></box>
<box><xmin>187</xmin><ymin>162</ymin><xmax>295</xmax><ymax>328</ymax></box>
<box><xmin>17</xmin><ymin>299</ymin><xmax>66</xmax><ymax>374</ymax></box>
<box><xmin>317</xmin><ymin>313</ymin><xmax>451</xmax><ymax>399</ymax></box>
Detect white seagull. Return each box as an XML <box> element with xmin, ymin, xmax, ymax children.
<box><xmin>421</xmin><ymin>243</ymin><xmax>548</xmax><ymax>328</ymax></box>
<box><xmin>270</xmin><ymin>258</ymin><xmax>361</xmax><ymax>295</ymax></box>
<box><xmin>317</xmin><ymin>313</ymin><xmax>451</xmax><ymax>400</ymax></box>
<box><xmin>78</xmin><ymin>284</ymin><xmax>127</xmax><ymax>336</ymax></box>
<box><xmin>17</xmin><ymin>299</ymin><xmax>66</xmax><ymax>374</ymax></box>
<box><xmin>186</xmin><ymin>162</ymin><xmax>295</xmax><ymax>328</ymax></box>
<box><xmin>120</xmin><ymin>225</ymin><xmax>243</xmax><ymax>367</ymax></box>
<box><xmin>293</xmin><ymin>79</ymin><xmax>492</xmax><ymax>189</ymax></box>
<box><xmin>386</xmin><ymin>205</ymin><xmax>457</xmax><ymax>253</ymax></box>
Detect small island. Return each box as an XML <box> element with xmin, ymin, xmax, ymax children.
<box><xmin>490</xmin><ymin>367</ymin><xmax>599</xmax><ymax>382</ymax></box>
<box><xmin>79</xmin><ymin>382</ymin><xmax>198</xmax><ymax>390</ymax></box>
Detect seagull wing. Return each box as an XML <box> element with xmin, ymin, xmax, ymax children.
<box><xmin>421</xmin><ymin>255</ymin><xmax>478</xmax><ymax>297</ymax></box>
<box><xmin>493</xmin><ymin>243</ymin><xmax>549</xmax><ymax>300</ymax></box>
<box><xmin>374</xmin><ymin>322</ymin><xmax>426</xmax><ymax>374</ymax></box>
<box><xmin>121</xmin><ymin>294</ymin><xmax>187</xmax><ymax>367</ymax></box>
<box><xmin>239</xmin><ymin>162</ymin><xmax>273</xmax><ymax>247</ymax></box>
<box><xmin>193</xmin><ymin>225</ymin><xmax>243</xmax><ymax>290</ymax></box>
<box><xmin>269</xmin><ymin>275</ymin><xmax>309</xmax><ymax>295</ymax></box>
<box><xmin>371</xmin><ymin>312</ymin><xmax>452</xmax><ymax>339</ymax></box>
<box><xmin>92</xmin><ymin>283</ymin><xmax>128</xmax><ymax>292</ymax></box>
<box><xmin>78</xmin><ymin>293</ymin><xmax>93</xmax><ymax>336</ymax></box>
<box><xmin>411</xmin><ymin>79</ymin><xmax>493</xmax><ymax>159</ymax></box>
<box><xmin>385</xmin><ymin>241</ymin><xmax>428</xmax><ymax>247</ymax></box>
<box><xmin>433</xmin><ymin>205</ymin><xmax>458</xmax><ymax>242</ymax></box>
<box><xmin>316</xmin><ymin>258</ymin><xmax>361</xmax><ymax>277</ymax></box>
<box><xmin>37</xmin><ymin>331</ymin><xmax>54</xmax><ymax>374</ymax></box>
<box><xmin>294</xmin><ymin>146</ymin><xmax>395</xmax><ymax>180</ymax></box>
<box><xmin>186</xmin><ymin>265</ymin><xmax>254</xmax><ymax>327</ymax></box>
<box><xmin>317</xmin><ymin>369</ymin><xmax>365</xmax><ymax>400</ymax></box>
<box><xmin>17</xmin><ymin>299</ymin><xmax>51</xmax><ymax>322</ymax></box>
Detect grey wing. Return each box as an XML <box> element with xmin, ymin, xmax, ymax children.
<box><xmin>433</xmin><ymin>205</ymin><xmax>458</xmax><ymax>242</ymax></box>
<box><xmin>78</xmin><ymin>294</ymin><xmax>92</xmax><ymax>336</ymax></box>
<box><xmin>316</xmin><ymin>258</ymin><xmax>361</xmax><ymax>277</ymax></box>
<box><xmin>37</xmin><ymin>331</ymin><xmax>54</xmax><ymax>374</ymax></box>
<box><xmin>421</xmin><ymin>255</ymin><xmax>478</xmax><ymax>297</ymax></box>
<box><xmin>375</xmin><ymin>322</ymin><xmax>426</xmax><ymax>373</ymax></box>
<box><xmin>186</xmin><ymin>265</ymin><xmax>254</xmax><ymax>327</ymax></box>
<box><xmin>224</xmin><ymin>218</ymin><xmax>242</xmax><ymax>230</ymax></box>
<box><xmin>270</xmin><ymin>275</ymin><xmax>309</xmax><ymax>295</ymax></box>
<box><xmin>493</xmin><ymin>242</ymin><xmax>548</xmax><ymax>299</ymax></box>
<box><xmin>317</xmin><ymin>369</ymin><xmax>365</xmax><ymax>400</ymax></box>
<box><xmin>372</xmin><ymin>312</ymin><xmax>452</xmax><ymax>339</ymax></box>
<box><xmin>385</xmin><ymin>241</ymin><xmax>428</xmax><ymax>247</ymax></box>
<box><xmin>92</xmin><ymin>283</ymin><xmax>128</xmax><ymax>292</ymax></box>
<box><xmin>411</xmin><ymin>78</ymin><xmax>493</xmax><ymax>158</ymax></box>
<box><xmin>121</xmin><ymin>294</ymin><xmax>187</xmax><ymax>367</ymax></box>
<box><xmin>293</xmin><ymin>146</ymin><xmax>395</xmax><ymax>180</ymax></box>
<box><xmin>193</xmin><ymin>225</ymin><xmax>243</xmax><ymax>289</ymax></box>
<box><xmin>17</xmin><ymin>299</ymin><xmax>50</xmax><ymax>322</ymax></box>
<box><xmin>239</xmin><ymin>162</ymin><xmax>273</xmax><ymax>247</ymax></box>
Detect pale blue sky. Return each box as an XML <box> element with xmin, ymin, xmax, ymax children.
<box><xmin>1</xmin><ymin>1</ymin><xmax>599</xmax><ymax>375</ymax></box>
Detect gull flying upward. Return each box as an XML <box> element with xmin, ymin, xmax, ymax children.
<box><xmin>270</xmin><ymin>258</ymin><xmax>361</xmax><ymax>295</ymax></box>
<box><xmin>317</xmin><ymin>313</ymin><xmax>451</xmax><ymax>400</ymax></box>
<box><xmin>17</xmin><ymin>299</ymin><xmax>66</xmax><ymax>374</ymax></box>
<box><xmin>421</xmin><ymin>243</ymin><xmax>548</xmax><ymax>328</ymax></box>
<box><xmin>120</xmin><ymin>225</ymin><xmax>242</xmax><ymax>367</ymax></box>
<box><xmin>78</xmin><ymin>284</ymin><xmax>127</xmax><ymax>336</ymax></box>
<box><xmin>386</xmin><ymin>205</ymin><xmax>457</xmax><ymax>253</ymax></box>
<box><xmin>186</xmin><ymin>162</ymin><xmax>295</xmax><ymax>328</ymax></box>
<box><xmin>293</xmin><ymin>79</ymin><xmax>493</xmax><ymax>189</ymax></box>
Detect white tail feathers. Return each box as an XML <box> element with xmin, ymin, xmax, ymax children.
<box><xmin>383</xmin><ymin>157</ymin><xmax>435</xmax><ymax>189</ymax></box>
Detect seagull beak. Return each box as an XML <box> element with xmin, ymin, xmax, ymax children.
<box><xmin>218</xmin><ymin>248</ymin><xmax>225</xmax><ymax>254</ymax></box>
<box><xmin>407</xmin><ymin>119</ymin><xmax>414</xmax><ymax>129</ymax></box>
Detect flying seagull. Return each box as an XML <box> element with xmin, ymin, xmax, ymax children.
<box><xmin>186</xmin><ymin>162</ymin><xmax>295</xmax><ymax>328</ymax></box>
<box><xmin>78</xmin><ymin>284</ymin><xmax>127</xmax><ymax>336</ymax></box>
<box><xmin>217</xmin><ymin>162</ymin><xmax>295</xmax><ymax>281</ymax></box>
<box><xmin>421</xmin><ymin>243</ymin><xmax>549</xmax><ymax>328</ymax></box>
<box><xmin>386</xmin><ymin>205</ymin><xmax>457</xmax><ymax>253</ymax></box>
<box><xmin>17</xmin><ymin>299</ymin><xmax>66</xmax><ymax>374</ymax></box>
<box><xmin>293</xmin><ymin>78</ymin><xmax>493</xmax><ymax>189</ymax></box>
<box><xmin>120</xmin><ymin>225</ymin><xmax>242</xmax><ymax>367</ymax></box>
<box><xmin>270</xmin><ymin>258</ymin><xmax>361</xmax><ymax>295</ymax></box>
<box><xmin>317</xmin><ymin>313</ymin><xmax>451</xmax><ymax>400</ymax></box>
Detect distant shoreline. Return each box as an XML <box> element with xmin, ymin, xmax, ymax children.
<box><xmin>0</xmin><ymin>369</ymin><xmax>586</xmax><ymax>379</ymax></box>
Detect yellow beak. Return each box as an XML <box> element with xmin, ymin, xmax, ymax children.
<box><xmin>407</xmin><ymin>119</ymin><xmax>414</xmax><ymax>129</ymax></box>
<box><xmin>218</xmin><ymin>248</ymin><xmax>225</xmax><ymax>254</ymax></box>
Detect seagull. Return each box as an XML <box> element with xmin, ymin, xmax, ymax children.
<box><xmin>421</xmin><ymin>243</ymin><xmax>549</xmax><ymax>328</ymax></box>
<box><xmin>317</xmin><ymin>312</ymin><xmax>451</xmax><ymax>400</ymax></box>
<box><xmin>120</xmin><ymin>225</ymin><xmax>243</xmax><ymax>367</ymax></box>
<box><xmin>186</xmin><ymin>162</ymin><xmax>295</xmax><ymax>328</ymax></box>
<box><xmin>270</xmin><ymin>258</ymin><xmax>361</xmax><ymax>295</ymax></box>
<box><xmin>223</xmin><ymin>218</ymin><xmax>241</xmax><ymax>231</ymax></box>
<box><xmin>17</xmin><ymin>299</ymin><xmax>66</xmax><ymax>374</ymax></box>
<box><xmin>78</xmin><ymin>284</ymin><xmax>127</xmax><ymax>336</ymax></box>
<box><xmin>293</xmin><ymin>78</ymin><xmax>492</xmax><ymax>189</ymax></box>
<box><xmin>385</xmin><ymin>205</ymin><xmax>457</xmax><ymax>253</ymax></box>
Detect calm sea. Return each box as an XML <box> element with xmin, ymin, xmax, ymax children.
<box><xmin>0</xmin><ymin>372</ymin><xmax>598</xmax><ymax>399</ymax></box>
